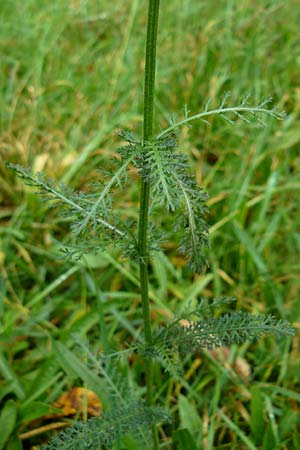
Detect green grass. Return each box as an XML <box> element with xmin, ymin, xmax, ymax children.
<box><xmin>1</xmin><ymin>0</ymin><xmax>299</xmax><ymax>448</ymax></box>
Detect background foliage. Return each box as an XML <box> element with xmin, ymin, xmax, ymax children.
<box><xmin>1</xmin><ymin>0</ymin><xmax>299</xmax><ymax>448</ymax></box>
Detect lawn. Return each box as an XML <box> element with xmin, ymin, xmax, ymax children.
<box><xmin>1</xmin><ymin>0</ymin><xmax>299</xmax><ymax>449</ymax></box>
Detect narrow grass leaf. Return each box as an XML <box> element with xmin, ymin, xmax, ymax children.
<box><xmin>182</xmin><ymin>274</ymin><xmax>214</xmax><ymax>308</ymax></box>
<box><xmin>5</xmin><ymin>435</ymin><xmax>22</xmax><ymax>450</ymax></box>
<box><xmin>20</xmin><ymin>401</ymin><xmax>53</xmax><ymax>423</ymax></box>
<box><xmin>121</xmin><ymin>435</ymin><xmax>143</xmax><ymax>450</ymax></box>
<box><xmin>262</xmin><ymin>422</ymin><xmax>277</xmax><ymax>450</ymax></box>
<box><xmin>173</xmin><ymin>428</ymin><xmax>198</xmax><ymax>450</ymax></box>
<box><xmin>52</xmin><ymin>341</ymin><xmax>106</xmax><ymax>399</ymax></box>
<box><xmin>250</xmin><ymin>387</ymin><xmax>265</xmax><ymax>445</ymax></box>
<box><xmin>0</xmin><ymin>352</ymin><xmax>25</xmax><ymax>400</ymax></box>
<box><xmin>233</xmin><ymin>223</ymin><xmax>268</xmax><ymax>273</ymax></box>
<box><xmin>265</xmin><ymin>396</ymin><xmax>280</xmax><ymax>445</ymax></box>
<box><xmin>27</xmin><ymin>266</ymin><xmax>80</xmax><ymax>307</ymax></box>
<box><xmin>178</xmin><ymin>394</ymin><xmax>202</xmax><ymax>439</ymax></box>
<box><xmin>0</xmin><ymin>400</ymin><xmax>17</xmax><ymax>450</ymax></box>
<box><xmin>258</xmin><ymin>212</ymin><xmax>281</xmax><ymax>252</ymax></box>
<box><xmin>256</xmin><ymin>171</ymin><xmax>278</xmax><ymax>227</ymax></box>
<box><xmin>24</xmin><ymin>357</ymin><xmax>60</xmax><ymax>406</ymax></box>
<box><xmin>258</xmin><ymin>384</ymin><xmax>300</xmax><ymax>403</ymax></box>
<box><xmin>218</xmin><ymin>409</ymin><xmax>258</xmax><ymax>450</ymax></box>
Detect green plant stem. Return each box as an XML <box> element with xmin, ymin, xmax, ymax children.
<box><xmin>138</xmin><ymin>0</ymin><xmax>160</xmax><ymax>448</ymax></box>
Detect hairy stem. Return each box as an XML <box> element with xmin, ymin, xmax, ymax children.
<box><xmin>138</xmin><ymin>0</ymin><xmax>160</xmax><ymax>448</ymax></box>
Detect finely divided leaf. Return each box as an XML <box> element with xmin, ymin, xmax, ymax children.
<box><xmin>152</xmin><ymin>312</ymin><xmax>294</xmax><ymax>359</ymax></box>
<box><xmin>42</xmin><ymin>402</ymin><xmax>170</xmax><ymax>450</ymax></box>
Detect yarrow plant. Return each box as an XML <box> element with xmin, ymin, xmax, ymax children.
<box><xmin>7</xmin><ymin>1</ymin><xmax>294</xmax><ymax>449</ymax></box>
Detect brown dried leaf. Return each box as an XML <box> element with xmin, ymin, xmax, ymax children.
<box><xmin>54</xmin><ymin>387</ymin><xmax>102</xmax><ymax>417</ymax></box>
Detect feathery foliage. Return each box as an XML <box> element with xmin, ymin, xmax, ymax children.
<box><xmin>4</xmin><ymin>1</ymin><xmax>295</xmax><ymax>449</ymax></box>
<box><xmin>153</xmin><ymin>312</ymin><xmax>295</xmax><ymax>355</ymax></box>
<box><xmin>6</xmin><ymin>162</ymin><xmax>132</xmax><ymax>259</ymax></box>
<box><xmin>158</xmin><ymin>93</ymin><xmax>286</xmax><ymax>138</ymax></box>
<box><xmin>143</xmin><ymin>132</ymin><xmax>209</xmax><ymax>272</ymax></box>
<box><xmin>6</xmin><ymin>89</ymin><xmax>284</xmax><ymax>270</ymax></box>
<box><xmin>6</xmin><ymin>64</ymin><xmax>294</xmax><ymax>450</ymax></box>
<box><xmin>139</xmin><ymin>308</ymin><xmax>294</xmax><ymax>377</ymax></box>
<box><xmin>117</xmin><ymin>129</ymin><xmax>210</xmax><ymax>271</ymax></box>
<box><xmin>6</xmin><ymin>163</ymin><xmax>126</xmax><ymax>236</ymax></box>
<box><xmin>42</xmin><ymin>401</ymin><xmax>170</xmax><ymax>450</ymax></box>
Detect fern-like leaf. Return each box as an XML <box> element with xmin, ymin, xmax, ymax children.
<box><xmin>6</xmin><ymin>163</ymin><xmax>125</xmax><ymax>237</ymax></box>
<box><xmin>42</xmin><ymin>402</ymin><xmax>170</xmax><ymax>450</ymax></box>
<box><xmin>5</xmin><ymin>163</ymin><xmax>143</xmax><ymax>260</ymax></box>
<box><xmin>74</xmin><ymin>160</ymin><xmax>132</xmax><ymax>235</ymax></box>
<box><xmin>158</xmin><ymin>94</ymin><xmax>286</xmax><ymax>138</ymax></box>
<box><xmin>141</xmin><ymin>132</ymin><xmax>209</xmax><ymax>272</ymax></box>
<box><xmin>152</xmin><ymin>312</ymin><xmax>294</xmax><ymax>358</ymax></box>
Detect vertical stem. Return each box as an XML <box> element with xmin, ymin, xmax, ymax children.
<box><xmin>143</xmin><ymin>0</ymin><xmax>160</xmax><ymax>142</ymax></box>
<box><xmin>138</xmin><ymin>0</ymin><xmax>160</xmax><ymax>448</ymax></box>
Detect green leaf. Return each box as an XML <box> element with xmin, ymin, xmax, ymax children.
<box><xmin>263</xmin><ymin>422</ymin><xmax>277</xmax><ymax>450</ymax></box>
<box><xmin>141</xmin><ymin>133</ymin><xmax>209</xmax><ymax>272</ymax></box>
<box><xmin>173</xmin><ymin>428</ymin><xmax>198</xmax><ymax>450</ymax></box>
<box><xmin>0</xmin><ymin>352</ymin><xmax>25</xmax><ymax>400</ymax></box>
<box><xmin>20</xmin><ymin>401</ymin><xmax>53</xmax><ymax>423</ymax></box>
<box><xmin>24</xmin><ymin>356</ymin><xmax>60</xmax><ymax>405</ymax></box>
<box><xmin>6</xmin><ymin>435</ymin><xmax>22</xmax><ymax>450</ymax></box>
<box><xmin>0</xmin><ymin>400</ymin><xmax>18</xmax><ymax>450</ymax></box>
<box><xmin>278</xmin><ymin>409</ymin><xmax>298</xmax><ymax>440</ymax></box>
<box><xmin>250</xmin><ymin>387</ymin><xmax>265</xmax><ymax>445</ymax></box>
<box><xmin>52</xmin><ymin>340</ymin><xmax>107</xmax><ymax>400</ymax></box>
<box><xmin>157</xmin><ymin>95</ymin><xmax>285</xmax><ymax>139</ymax></box>
<box><xmin>233</xmin><ymin>224</ymin><xmax>268</xmax><ymax>273</ymax></box>
<box><xmin>6</xmin><ymin>163</ymin><xmax>124</xmax><ymax>245</ymax></box>
<box><xmin>42</xmin><ymin>402</ymin><xmax>169</xmax><ymax>450</ymax></box>
<box><xmin>219</xmin><ymin>409</ymin><xmax>258</xmax><ymax>450</ymax></box>
<box><xmin>121</xmin><ymin>434</ymin><xmax>143</xmax><ymax>450</ymax></box>
<box><xmin>154</xmin><ymin>312</ymin><xmax>294</xmax><ymax>355</ymax></box>
<box><xmin>178</xmin><ymin>395</ymin><xmax>201</xmax><ymax>439</ymax></box>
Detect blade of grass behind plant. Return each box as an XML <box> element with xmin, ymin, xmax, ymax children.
<box><xmin>0</xmin><ymin>353</ymin><xmax>25</xmax><ymax>400</ymax></box>
<box><xmin>218</xmin><ymin>409</ymin><xmax>258</xmax><ymax>450</ymax></box>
